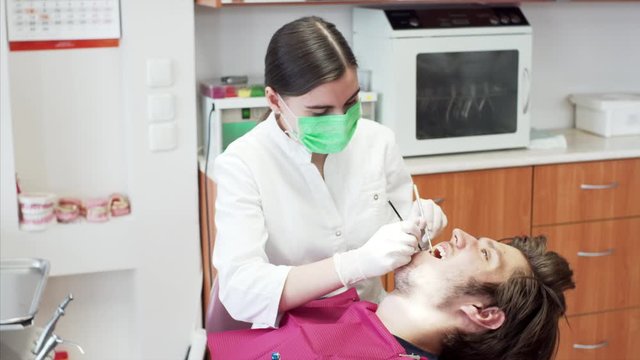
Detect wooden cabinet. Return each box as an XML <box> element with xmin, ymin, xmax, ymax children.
<box><xmin>533</xmin><ymin>158</ymin><xmax>640</xmax><ymax>226</ymax></box>
<box><xmin>532</xmin><ymin>158</ymin><xmax>640</xmax><ymax>360</ymax></box>
<box><xmin>539</xmin><ymin>218</ymin><xmax>640</xmax><ymax>315</ymax></box>
<box><xmin>556</xmin><ymin>309</ymin><xmax>640</xmax><ymax>360</ymax></box>
<box><xmin>413</xmin><ymin>166</ymin><xmax>533</xmax><ymax>241</ymax></box>
<box><xmin>199</xmin><ymin>170</ymin><xmax>217</xmax><ymax>313</ymax></box>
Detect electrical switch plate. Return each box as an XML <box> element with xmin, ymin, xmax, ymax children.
<box><xmin>148</xmin><ymin>94</ymin><xmax>175</xmax><ymax>122</ymax></box>
<box><xmin>149</xmin><ymin>122</ymin><xmax>177</xmax><ymax>152</ymax></box>
<box><xmin>146</xmin><ymin>59</ymin><xmax>173</xmax><ymax>88</ymax></box>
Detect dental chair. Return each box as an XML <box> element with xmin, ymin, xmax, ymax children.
<box><xmin>205</xmin><ymin>277</ymin><xmax>252</xmax><ymax>333</ymax></box>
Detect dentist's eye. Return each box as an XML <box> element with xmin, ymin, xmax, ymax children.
<box><xmin>344</xmin><ymin>100</ymin><xmax>357</xmax><ymax>112</ymax></box>
<box><xmin>481</xmin><ymin>249</ymin><xmax>490</xmax><ymax>261</ymax></box>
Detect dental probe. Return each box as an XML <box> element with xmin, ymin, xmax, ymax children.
<box><xmin>413</xmin><ymin>184</ymin><xmax>433</xmax><ymax>253</ymax></box>
<box><xmin>387</xmin><ymin>200</ymin><xmax>403</xmax><ymax>222</ymax></box>
<box><xmin>388</xmin><ymin>200</ymin><xmax>422</xmax><ymax>251</ymax></box>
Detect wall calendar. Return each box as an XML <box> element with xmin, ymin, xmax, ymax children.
<box><xmin>5</xmin><ymin>0</ymin><xmax>121</xmax><ymax>51</ymax></box>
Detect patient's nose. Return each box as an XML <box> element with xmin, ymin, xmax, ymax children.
<box><xmin>452</xmin><ymin>228</ymin><xmax>467</xmax><ymax>249</ymax></box>
<box><xmin>452</xmin><ymin>228</ymin><xmax>477</xmax><ymax>250</ymax></box>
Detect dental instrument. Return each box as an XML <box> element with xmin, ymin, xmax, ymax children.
<box><xmin>387</xmin><ymin>200</ymin><xmax>403</xmax><ymax>222</ymax></box>
<box><xmin>413</xmin><ymin>185</ymin><xmax>433</xmax><ymax>253</ymax></box>
<box><xmin>388</xmin><ymin>200</ymin><xmax>422</xmax><ymax>251</ymax></box>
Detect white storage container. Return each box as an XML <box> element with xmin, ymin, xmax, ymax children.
<box><xmin>569</xmin><ymin>93</ymin><xmax>640</xmax><ymax>137</ymax></box>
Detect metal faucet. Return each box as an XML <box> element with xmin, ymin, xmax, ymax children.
<box><xmin>33</xmin><ymin>294</ymin><xmax>74</xmax><ymax>355</ymax></box>
<box><xmin>34</xmin><ymin>334</ymin><xmax>84</xmax><ymax>360</ymax></box>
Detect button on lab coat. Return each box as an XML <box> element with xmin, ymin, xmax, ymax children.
<box><xmin>212</xmin><ymin>112</ymin><xmax>413</xmax><ymax>328</ymax></box>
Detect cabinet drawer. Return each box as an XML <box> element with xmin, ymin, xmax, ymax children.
<box><xmin>413</xmin><ymin>166</ymin><xmax>532</xmax><ymax>241</ymax></box>
<box><xmin>537</xmin><ymin>218</ymin><xmax>640</xmax><ymax>315</ymax></box>
<box><xmin>556</xmin><ymin>309</ymin><xmax>640</xmax><ymax>360</ymax></box>
<box><xmin>533</xmin><ymin>158</ymin><xmax>640</xmax><ymax>226</ymax></box>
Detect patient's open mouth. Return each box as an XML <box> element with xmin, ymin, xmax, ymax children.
<box><xmin>432</xmin><ymin>244</ymin><xmax>448</xmax><ymax>260</ymax></box>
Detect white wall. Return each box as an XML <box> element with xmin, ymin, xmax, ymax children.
<box><xmin>9</xmin><ymin>49</ymin><xmax>127</xmax><ymax>196</ymax></box>
<box><xmin>522</xmin><ymin>3</ymin><xmax>640</xmax><ymax>129</ymax></box>
<box><xmin>1</xmin><ymin>0</ymin><xmax>19</xmax><ymax>231</ymax></box>
<box><xmin>195</xmin><ymin>5</ymin><xmax>352</xmax><ymax>82</ymax></box>
<box><xmin>1</xmin><ymin>0</ymin><xmax>202</xmax><ymax>358</ymax></box>
<box><xmin>34</xmin><ymin>271</ymin><xmax>137</xmax><ymax>358</ymax></box>
<box><xmin>195</xmin><ymin>3</ymin><xmax>640</xmax><ymax>130</ymax></box>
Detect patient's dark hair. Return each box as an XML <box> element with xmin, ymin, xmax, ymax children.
<box><xmin>265</xmin><ymin>16</ymin><xmax>357</xmax><ymax>97</ymax></box>
<box><xmin>439</xmin><ymin>235</ymin><xmax>575</xmax><ymax>360</ymax></box>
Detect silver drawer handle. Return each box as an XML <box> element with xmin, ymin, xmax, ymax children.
<box><xmin>580</xmin><ymin>182</ymin><xmax>619</xmax><ymax>190</ymax></box>
<box><xmin>573</xmin><ymin>341</ymin><xmax>609</xmax><ymax>350</ymax></box>
<box><xmin>578</xmin><ymin>249</ymin><xmax>614</xmax><ymax>257</ymax></box>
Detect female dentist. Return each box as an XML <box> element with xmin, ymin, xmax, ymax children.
<box><xmin>211</xmin><ymin>16</ymin><xmax>447</xmax><ymax>329</ymax></box>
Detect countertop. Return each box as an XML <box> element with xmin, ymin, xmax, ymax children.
<box><xmin>405</xmin><ymin>129</ymin><xmax>640</xmax><ymax>175</ymax></box>
<box><xmin>199</xmin><ymin>129</ymin><xmax>640</xmax><ymax>177</ymax></box>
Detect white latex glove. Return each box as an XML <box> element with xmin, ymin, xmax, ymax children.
<box><xmin>411</xmin><ymin>198</ymin><xmax>448</xmax><ymax>241</ymax></box>
<box><xmin>333</xmin><ymin>220</ymin><xmax>421</xmax><ymax>287</ymax></box>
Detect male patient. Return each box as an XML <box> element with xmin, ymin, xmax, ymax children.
<box><xmin>208</xmin><ymin>228</ymin><xmax>575</xmax><ymax>360</ymax></box>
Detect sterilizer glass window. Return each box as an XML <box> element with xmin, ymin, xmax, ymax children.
<box><xmin>416</xmin><ymin>50</ymin><xmax>518</xmax><ymax>139</ymax></box>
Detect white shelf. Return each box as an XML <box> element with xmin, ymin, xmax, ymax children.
<box><xmin>0</xmin><ymin>216</ymin><xmax>138</xmax><ymax>277</ymax></box>
<box><xmin>207</xmin><ymin>91</ymin><xmax>378</xmax><ymax>109</ymax></box>
<box><xmin>212</xmin><ymin>96</ymin><xmax>268</xmax><ymax>109</ymax></box>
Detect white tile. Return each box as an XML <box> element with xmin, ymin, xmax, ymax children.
<box><xmin>147</xmin><ymin>93</ymin><xmax>175</xmax><ymax>122</ymax></box>
<box><xmin>146</xmin><ymin>59</ymin><xmax>173</xmax><ymax>88</ymax></box>
<box><xmin>148</xmin><ymin>122</ymin><xmax>177</xmax><ymax>152</ymax></box>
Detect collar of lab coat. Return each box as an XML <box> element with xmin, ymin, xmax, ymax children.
<box><xmin>264</xmin><ymin>112</ymin><xmax>313</xmax><ymax>164</ymax></box>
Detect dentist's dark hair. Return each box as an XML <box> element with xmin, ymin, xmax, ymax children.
<box><xmin>440</xmin><ymin>235</ymin><xmax>575</xmax><ymax>360</ymax></box>
<box><xmin>265</xmin><ymin>16</ymin><xmax>358</xmax><ymax>96</ymax></box>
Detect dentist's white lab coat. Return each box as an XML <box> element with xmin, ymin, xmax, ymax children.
<box><xmin>212</xmin><ymin>112</ymin><xmax>412</xmax><ymax>328</ymax></box>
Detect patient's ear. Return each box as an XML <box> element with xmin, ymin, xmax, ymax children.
<box><xmin>460</xmin><ymin>304</ymin><xmax>505</xmax><ymax>331</ymax></box>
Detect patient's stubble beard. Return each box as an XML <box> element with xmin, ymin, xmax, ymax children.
<box><xmin>393</xmin><ymin>261</ymin><xmax>417</xmax><ymax>296</ymax></box>
<box><xmin>394</xmin><ymin>261</ymin><xmax>487</xmax><ymax>311</ymax></box>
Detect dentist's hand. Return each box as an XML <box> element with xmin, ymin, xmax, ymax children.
<box><xmin>411</xmin><ymin>199</ymin><xmax>448</xmax><ymax>240</ymax></box>
<box><xmin>333</xmin><ymin>220</ymin><xmax>421</xmax><ymax>287</ymax></box>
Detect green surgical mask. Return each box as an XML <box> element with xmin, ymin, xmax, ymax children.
<box><xmin>278</xmin><ymin>95</ymin><xmax>361</xmax><ymax>154</ymax></box>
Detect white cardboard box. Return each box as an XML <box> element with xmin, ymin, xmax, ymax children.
<box><xmin>570</xmin><ymin>93</ymin><xmax>640</xmax><ymax>137</ymax></box>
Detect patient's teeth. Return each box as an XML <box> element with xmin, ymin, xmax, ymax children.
<box><xmin>434</xmin><ymin>244</ymin><xmax>447</xmax><ymax>260</ymax></box>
